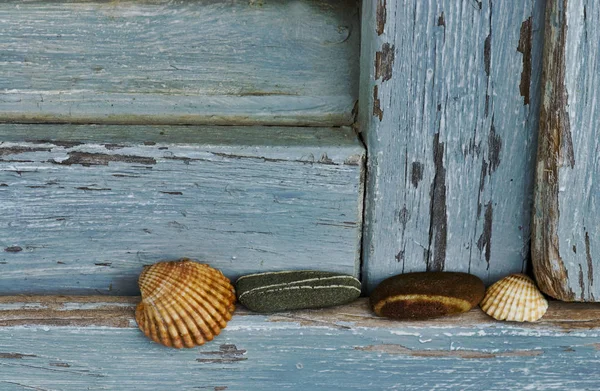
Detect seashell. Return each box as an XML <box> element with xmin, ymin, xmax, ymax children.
<box><xmin>135</xmin><ymin>258</ymin><xmax>236</xmax><ymax>348</ymax></box>
<box><xmin>480</xmin><ymin>274</ymin><xmax>548</xmax><ymax>322</ymax></box>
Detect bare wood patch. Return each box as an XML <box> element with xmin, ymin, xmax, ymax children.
<box><xmin>517</xmin><ymin>17</ymin><xmax>533</xmax><ymax>105</ymax></box>
<box><xmin>375</xmin><ymin>43</ymin><xmax>394</xmax><ymax>82</ymax></box>
<box><xmin>50</xmin><ymin>152</ymin><xmax>156</xmax><ymax>167</ymax></box>
<box><xmin>376</xmin><ymin>0</ymin><xmax>387</xmax><ymax>35</ymax></box>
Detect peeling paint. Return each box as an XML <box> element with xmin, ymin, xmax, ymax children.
<box><xmin>0</xmin><ymin>146</ymin><xmax>50</xmax><ymax>156</ymax></box>
<box><xmin>196</xmin><ymin>344</ymin><xmax>247</xmax><ymax>364</ymax></box>
<box><xmin>375</xmin><ymin>43</ymin><xmax>394</xmax><ymax>82</ymax></box>
<box><xmin>484</xmin><ymin>34</ymin><xmax>491</xmax><ymax>76</ymax></box>
<box><xmin>487</xmin><ymin>119</ymin><xmax>502</xmax><ymax>174</ymax></box>
<box><xmin>517</xmin><ymin>17</ymin><xmax>533</xmax><ymax>105</ymax></box>
<box><xmin>410</xmin><ymin>162</ymin><xmax>424</xmax><ymax>188</ymax></box>
<box><xmin>376</xmin><ymin>0</ymin><xmax>386</xmax><ymax>35</ymax></box>
<box><xmin>0</xmin><ymin>353</ymin><xmax>37</xmax><ymax>359</ymax></box>
<box><xmin>51</xmin><ymin>152</ymin><xmax>156</xmax><ymax>167</ymax></box>
<box><xmin>373</xmin><ymin>86</ymin><xmax>383</xmax><ymax>121</ymax></box>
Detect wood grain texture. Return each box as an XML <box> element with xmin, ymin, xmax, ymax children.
<box><xmin>0</xmin><ymin>0</ymin><xmax>359</xmax><ymax>126</ymax></box>
<box><xmin>359</xmin><ymin>0</ymin><xmax>546</xmax><ymax>291</ymax></box>
<box><xmin>0</xmin><ymin>124</ymin><xmax>364</xmax><ymax>295</ymax></box>
<box><xmin>1</xmin><ymin>297</ymin><xmax>600</xmax><ymax>390</ymax></box>
<box><xmin>532</xmin><ymin>0</ymin><xmax>600</xmax><ymax>301</ymax></box>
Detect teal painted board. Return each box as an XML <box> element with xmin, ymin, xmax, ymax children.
<box><xmin>1</xmin><ymin>297</ymin><xmax>600</xmax><ymax>390</ymax></box>
<box><xmin>358</xmin><ymin>0</ymin><xmax>545</xmax><ymax>291</ymax></box>
<box><xmin>0</xmin><ymin>0</ymin><xmax>359</xmax><ymax>126</ymax></box>
<box><xmin>0</xmin><ymin>125</ymin><xmax>364</xmax><ymax>295</ymax></box>
<box><xmin>532</xmin><ymin>0</ymin><xmax>600</xmax><ymax>301</ymax></box>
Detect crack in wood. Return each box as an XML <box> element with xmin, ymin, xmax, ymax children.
<box><xmin>355</xmin><ymin>344</ymin><xmax>544</xmax><ymax>359</ymax></box>
<box><xmin>477</xmin><ymin>202</ymin><xmax>494</xmax><ymax>270</ymax></box>
<box><xmin>426</xmin><ymin>133</ymin><xmax>447</xmax><ymax>271</ymax></box>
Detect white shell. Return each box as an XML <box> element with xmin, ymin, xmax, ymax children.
<box><xmin>480</xmin><ymin>274</ymin><xmax>548</xmax><ymax>322</ymax></box>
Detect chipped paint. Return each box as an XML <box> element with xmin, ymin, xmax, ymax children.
<box><xmin>517</xmin><ymin>17</ymin><xmax>533</xmax><ymax>105</ymax></box>
<box><xmin>375</xmin><ymin>43</ymin><xmax>394</xmax><ymax>82</ymax></box>
<box><xmin>376</xmin><ymin>0</ymin><xmax>386</xmax><ymax>35</ymax></box>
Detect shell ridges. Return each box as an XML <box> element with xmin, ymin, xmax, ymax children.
<box><xmin>480</xmin><ymin>274</ymin><xmax>548</xmax><ymax>322</ymax></box>
<box><xmin>135</xmin><ymin>258</ymin><xmax>236</xmax><ymax>348</ymax></box>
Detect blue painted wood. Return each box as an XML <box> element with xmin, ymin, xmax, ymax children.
<box><xmin>0</xmin><ymin>125</ymin><xmax>364</xmax><ymax>295</ymax></box>
<box><xmin>532</xmin><ymin>0</ymin><xmax>600</xmax><ymax>301</ymax></box>
<box><xmin>359</xmin><ymin>0</ymin><xmax>546</xmax><ymax>291</ymax></box>
<box><xmin>0</xmin><ymin>0</ymin><xmax>359</xmax><ymax>126</ymax></box>
<box><xmin>0</xmin><ymin>297</ymin><xmax>599</xmax><ymax>390</ymax></box>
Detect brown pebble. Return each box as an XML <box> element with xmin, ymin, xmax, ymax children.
<box><xmin>370</xmin><ymin>272</ymin><xmax>485</xmax><ymax>320</ymax></box>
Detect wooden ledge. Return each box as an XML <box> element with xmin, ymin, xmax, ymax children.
<box><xmin>1</xmin><ymin>297</ymin><xmax>600</xmax><ymax>390</ymax></box>
<box><xmin>1</xmin><ymin>296</ymin><xmax>600</xmax><ymax>331</ymax></box>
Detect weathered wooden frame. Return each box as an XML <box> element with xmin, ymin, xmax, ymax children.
<box><xmin>1</xmin><ymin>1</ymin><xmax>600</xmax><ymax>389</ymax></box>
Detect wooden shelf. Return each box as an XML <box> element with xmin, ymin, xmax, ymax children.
<box><xmin>1</xmin><ymin>297</ymin><xmax>599</xmax><ymax>390</ymax></box>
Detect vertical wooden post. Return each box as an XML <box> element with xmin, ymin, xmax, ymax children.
<box><xmin>533</xmin><ymin>0</ymin><xmax>600</xmax><ymax>301</ymax></box>
<box><xmin>359</xmin><ymin>0</ymin><xmax>545</xmax><ymax>291</ymax></box>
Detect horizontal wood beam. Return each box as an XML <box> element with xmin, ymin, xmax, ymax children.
<box><xmin>1</xmin><ymin>297</ymin><xmax>599</xmax><ymax>390</ymax></box>
<box><xmin>0</xmin><ymin>125</ymin><xmax>364</xmax><ymax>295</ymax></box>
<box><xmin>0</xmin><ymin>0</ymin><xmax>359</xmax><ymax>126</ymax></box>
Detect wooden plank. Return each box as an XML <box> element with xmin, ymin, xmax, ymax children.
<box><xmin>0</xmin><ymin>124</ymin><xmax>364</xmax><ymax>295</ymax></box>
<box><xmin>358</xmin><ymin>0</ymin><xmax>546</xmax><ymax>291</ymax></box>
<box><xmin>532</xmin><ymin>0</ymin><xmax>600</xmax><ymax>301</ymax></box>
<box><xmin>0</xmin><ymin>0</ymin><xmax>359</xmax><ymax>126</ymax></box>
<box><xmin>1</xmin><ymin>297</ymin><xmax>600</xmax><ymax>390</ymax></box>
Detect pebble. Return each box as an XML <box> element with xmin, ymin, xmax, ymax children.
<box><xmin>236</xmin><ymin>270</ymin><xmax>361</xmax><ymax>313</ymax></box>
<box><xmin>370</xmin><ymin>272</ymin><xmax>485</xmax><ymax>320</ymax></box>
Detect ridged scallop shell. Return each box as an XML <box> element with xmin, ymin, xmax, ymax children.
<box><xmin>480</xmin><ymin>274</ymin><xmax>548</xmax><ymax>322</ymax></box>
<box><xmin>135</xmin><ymin>259</ymin><xmax>236</xmax><ymax>348</ymax></box>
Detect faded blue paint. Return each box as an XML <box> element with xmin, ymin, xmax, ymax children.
<box><xmin>0</xmin><ymin>0</ymin><xmax>359</xmax><ymax>126</ymax></box>
<box><xmin>359</xmin><ymin>0</ymin><xmax>546</xmax><ymax>291</ymax></box>
<box><xmin>0</xmin><ymin>300</ymin><xmax>599</xmax><ymax>390</ymax></box>
<box><xmin>0</xmin><ymin>125</ymin><xmax>364</xmax><ymax>295</ymax></box>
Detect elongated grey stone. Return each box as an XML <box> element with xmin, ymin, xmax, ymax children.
<box><xmin>236</xmin><ymin>270</ymin><xmax>361</xmax><ymax>313</ymax></box>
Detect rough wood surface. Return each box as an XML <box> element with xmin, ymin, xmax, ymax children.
<box><xmin>0</xmin><ymin>124</ymin><xmax>364</xmax><ymax>295</ymax></box>
<box><xmin>532</xmin><ymin>1</ymin><xmax>600</xmax><ymax>301</ymax></box>
<box><xmin>0</xmin><ymin>0</ymin><xmax>359</xmax><ymax>126</ymax></box>
<box><xmin>1</xmin><ymin>297</ymin><xmax>600</xmax><ymax>390</ymax></box>
<box><xmin>359</xmin><ymin>0</ymin><xmax>545</xmax><ymax>291</ymax></box>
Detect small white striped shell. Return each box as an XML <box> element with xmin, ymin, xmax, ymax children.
<box><xmin>135</xmin><ymin>259</ymin><xmax>236</xmax><ymax>348</ymax></box>
<box><xmin>480</xmin><ymin>274</ymin><xmax>548</xmax><ymax>322</ymax></box>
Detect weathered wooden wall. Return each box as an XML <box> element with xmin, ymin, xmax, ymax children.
<box><xmin>0</xmin><ymin>125</ymin><xmax>364</xmax><ymax>295</ymax></box>
<box><xmin>1</xmin><ymin>297</ymin><xmax>600</xmax><ymax>390</ymax></box>
<box><xmin>359</xmin><ymin>0</ymin><xmax>546</xmax><ymax>291</ymax></box>
<box><xmin>532</xmin><ymin>0</ymin><xmax>600</xmax><ymax>301</ymax></box>
<box><xmin>0</xmin><ymin>0</ymin><xmax>359</xmax><ymax>126</ymax></box>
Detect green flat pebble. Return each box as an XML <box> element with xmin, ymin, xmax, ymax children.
<box><xmin>236</xmin><ymin>270</ymin><xmax>361</xmax><ymax>313</ymax></box>
<box><xmin>370</xmin><ymin>272</ymin><xmax>485</xmax><ymax>320</ymax></box>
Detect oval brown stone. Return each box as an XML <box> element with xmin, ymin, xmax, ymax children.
<box><xmin>370</xmin><ymin>272</ymin><xmax>485</xmax><ymax>320</ymax></box>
